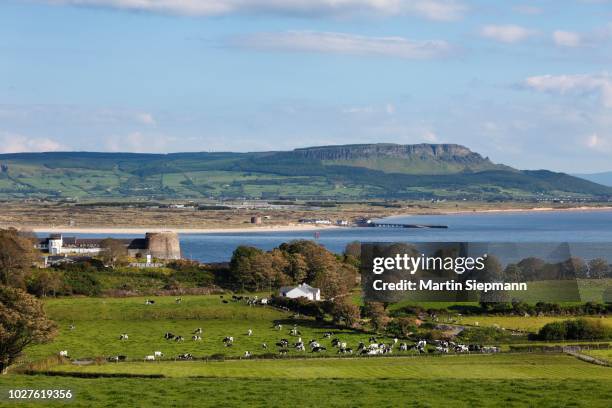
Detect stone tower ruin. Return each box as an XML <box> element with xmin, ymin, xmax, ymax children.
<box><xmin>145</xmin><ymin>231</ymin><xmax>181</xmax><ymax>260</ymax></box>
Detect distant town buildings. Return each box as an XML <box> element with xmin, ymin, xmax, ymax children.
<box><xmin>36</xmin><ymin>231</ymin><xmax>181</xmax><ymax>259</ymax></box>
<box><xmin>298</xmin><ymin>218</ymin><xmax>332</xmax><ymax>225</ymax></box>
<box><xmin>279</xmin><ymin>283</ymin><xmax>321</xmax><ymax>301</ymax></box>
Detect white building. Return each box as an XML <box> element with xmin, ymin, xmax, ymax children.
<box><xmin>279</xmin><ymin>283</ymin><xmax>321</xmax><ymax>301</ymax></box>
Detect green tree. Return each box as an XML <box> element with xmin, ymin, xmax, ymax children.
<box><xmin>28</xmin><ymin>269</ymin><xmax>63</xmax><ymax>297</ymax></box>
<box><xmin>331</xmin><ymin>299</ymin><xmax>360</xmax><ymax>328</ymax></box>
<box><xmin>588</xmin><ymin>258</ymin><xmax>609</xmax><ymax>279</ymax></box>
<box><xmin>229</xmin><ymin>246</ymin><xmax>264</xmax><ymax>291</ymax></box>
<box><xmin>100</xmin><ymin>238</ymin><xmax>128</xmax><ymax>268</ymax></box>
<box><xmin>0</xmin><ymin>228</ymin><xmax>39</xmax><ymax>288</ymax></box>
<box><xmin>0</xmin><ymin>286</ymin><xmax>57</xmax><ymax>374</ymax></box>
<box><xmin>517</xmin><ymin>257</ymin><xmax>546</xmax><ymax>281</ymax></box>
<box><xmin>364</xmin><ymin>302</ymin><xmax>390</xmax><ymax>333</ymax></box>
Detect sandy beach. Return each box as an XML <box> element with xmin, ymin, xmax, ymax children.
<box><xmin>7</xmin><ymin>205</ymin><xmax>611</xmax><ymax>234</ymax></box>
<box><xmin>440</xmin><ymin>205</ymin><xmax>612</xmax><ymax>215</ymax></box>
<box><xmin>20</xmin><ymin>223</ymin><xmax>340</xmax><ymax>235</ymax></box>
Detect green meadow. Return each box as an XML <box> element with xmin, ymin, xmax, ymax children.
<box><xmin>5</xmin><ymin>294</ymin><xmax>611</xmax><ymax>408</ymax></box>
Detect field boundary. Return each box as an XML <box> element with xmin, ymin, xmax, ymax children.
<box><xmin>22</xmin><ymin>370</ymin><xmax>166</xmax><ymax>379</ymax></box>
<box><xmin>565</xmin><ymin>351</ymin><xmax>611</xmax><ymax>367</ymax></box>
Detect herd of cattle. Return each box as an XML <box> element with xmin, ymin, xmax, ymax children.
<box><xmin>57</xmin><ymin>295</ymin><xmax>501</xmax><ymax>362</ymax></box>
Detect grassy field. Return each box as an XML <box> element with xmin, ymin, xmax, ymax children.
<box><xmin>455</xmin><ymin>315</ymin><xmax>611</xmax><ymax>333</ymax></box>
<box><xmin>2</xmin><ymin>376</ymin><xmax>611</xmax><ymax>407</ymax></box>
<box><xmin>43</xmin><ymin>354</ymin><xmax>612</xmax><ymax>380</ymax></box>
<box><xmin>583</xmin><ymin>349</ymin><xmax>612</xmax><ymax>363</ymax></box>
<box><xmin>8</xmin><ymin>294</ymin><xmax>612</xmax><ymax>407</ymax></box>
<box><xmin>22</xmin><ymin>295</ymin><xmax>388</xmax><ymax>362</ymax></box>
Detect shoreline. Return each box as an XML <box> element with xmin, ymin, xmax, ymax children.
<box><xmin>4</xmin><ymin>205</ymin><xmax>612</xmax><ymax>234</ymax></box>
<box><xmin>13</xmin><ymin>224</ymin><xmax>341</xmax><ymax>235</ymax></box>
<box><xmin>414</xmin><ymin>205</ymin><xmax>612</xmax><ymax>216</ymax></box>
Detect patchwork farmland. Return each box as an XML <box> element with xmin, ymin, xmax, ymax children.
<box><xmin>4</xmin><ymin>294</ymin><xmax>611</xmax><ymax>407</ymax></box>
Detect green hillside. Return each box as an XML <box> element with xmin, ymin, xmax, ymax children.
<box><xmin>0</xmin><ymin>144</ymin><xmax>610</xmax><ymax>201</ymax></box>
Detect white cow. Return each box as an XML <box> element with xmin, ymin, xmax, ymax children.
<box><xmin>144</xmin><ymin>355</ymin><xmax>155</xmax><ymax>361</ymax></box>
<box><xmin>58</xmin><ymin>350</ymin><xmax>68</xmax><ymax>357</ymax></box>
<box><xmin>154</xmin><ymin>351</ymin><xmax>163</xmax><ymax>357</ymax></box>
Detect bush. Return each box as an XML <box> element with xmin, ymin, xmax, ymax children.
<box><xmin>537</xmin><ymin>318</ymin><xmax>609</xmax><ymax>341</ymax></box>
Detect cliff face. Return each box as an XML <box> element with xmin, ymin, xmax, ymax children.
<box><xmin>287</xmin><ymin>143</ymin><xmax>506</xmax><ymax>174</ymax></box>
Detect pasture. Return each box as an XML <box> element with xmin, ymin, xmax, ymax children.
<box><xmin>2</xmin><ymin>376</ymin><xmax>611</xmax><ymax>408</ymax></box>
<box><xmin>10</xmin><ymin>294</ymin><xmax>612</xmax><ymax>407</ymax></box>
<box><xmin>455</xmin><ymin>315</ymin><xmax>611</xmax><ymax>333</ymax></box>
<box><xmin>44</xmin><ymin>354</ymin><xmax>612</xmax><ymax>380</ymax></box>
<box><xmin>24</xmin><ymin>295</ymin><xmax>384</xmax><ymax>361</ymax></box>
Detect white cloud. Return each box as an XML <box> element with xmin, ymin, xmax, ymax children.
<box><xmin>230</xmin><ymin>31</ymin><xmax>453</xmax><ymax>59</ymax></box>
<box><xmin>553</xmin><ymin>30</ymin><xmax>582</xmax><ymax>47</ymax></box>
<box><xmin>585</xmin><ymin>133</ymin><xmax>612</xmax><ymax>153</ymax></box>
<box><xmin>0</xmin><ymin>132</ymin><xmax>64</xmax><ymax>153</ymax></box>
<box><xmin>480</xmin><ymin>24</ymin><xmax>536</xmax><ymax>43</ymax></box>
<box><xmin>42</xmin><ymin>0</ymin><xmax>466</xmax><ymax>20</ymax></box>
<box><xmin>524</xmin><ymin>73</ymin><xmax>612</xmax><ymax>108</ymax></box>
<box><xmin>135</xmin><ymin>112</ymin><xmax>157</xmax><ymax>126</ymax></box>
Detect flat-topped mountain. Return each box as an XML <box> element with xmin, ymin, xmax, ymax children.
<box><xmin>0</xmin><ymin>144</ymin><xmax>609</xmax><ymax>200</ymax></box>
<box><xmin>278</xmin><ymin>143</ymin><xmax>508</xmax><ymax>175</ymax></box>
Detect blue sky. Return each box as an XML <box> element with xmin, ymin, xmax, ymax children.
<box><xmin>1</xmin><ymin>0</ymin><xmax>612</xmax><ymax>172</ymax></box>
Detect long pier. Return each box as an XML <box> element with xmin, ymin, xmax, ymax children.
<box><xmin>357</xmin><ymin>222</ymin><xmax>448</xmax><ymax>229</ymax></box>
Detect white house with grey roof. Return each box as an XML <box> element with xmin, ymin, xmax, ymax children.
<box><xmin>279</xmin><ymin>283</ymin><xmax>321</xmax><ymax>301</ymax></box>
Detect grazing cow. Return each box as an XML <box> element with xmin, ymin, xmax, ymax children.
<box><xmin>107</xmin><ymin>356</ymin><xmax>119</xmax><ymax>362</ymax></box>
<box><xmin>223</xmin><ymin>336</ymin><xmax>234</xmax><ymax>343</ymax></box>
<box><xmin>177</xmin><ymin>353</ymin><xmax>193</xmax><ymax>360</ymax></box>
<box><xmin>296</xmin><ymin>343</ymin><xmax>305</xmax><ymax>352</ymax></box>
<box><xmin>262</xmin><ymin>343</ymin><xmax>268</xmax><ymax>349</ymax></box>
<box><xmin>331</xmin><ymin>338</ymin><xmax>340</xmax><ymax>347</ymax></box>
<box><xmin>311</xmin><ymin>346</ymin><xmax>326</xmax><ymax>353</ymax></box>
<box><xmin>435</xmin><ymin>346</ymin><xmax>449</xmax><ymax>353</ymax></box>
<box><xmin>144</xmin><ymin>355</ymin><xmax>155</xmax><ymax>361</ymax></box>
<box><xmin>357</xmin><ymin>342</ymin><xmax>365</xmax><ymax>352</ymax></box>
<box><xmin>247</xmin><ymin>329</ymin><xmax>253</xmax><ymax>336</ymax></box>
<box><xmin>154</xmin><ymin>351</ymin><xmax>164</xmax><ymax>357</ymax></box>
<box><xmin>399</xmin><ymin>343</ymin><xmax>408</xmax><ymax>352</ymax></box>
<box><xmin>275</xmin><ymin>324</ymin><xmax>282</xmax><ymax>331</ymax></box>
<box><xmin>416</xmin><ymin>340</ymin><xmax>427</xmax><ymax>349</ymax></box>
<box><xmin>369</xmin><ymin>337</ymin><xmax>378</xmax><ymax>344</ymax></box>
<box><xmin>145</xmin><ymin>299</ymin><xmax>155</xmax><ymax>305</ymax></box>
<box><xmin>58</xmin><ymin>350</ymin><xmax>68</xmax><ymax>357</ymax></box>
<box><xmin>119</xmin><ymin>333</ymin><xmax>129</xmax><ymax>340</ymax></box>
<box><xmin>260</xmin><ymin>298</ymin><xmax>268</xmax><ymax>305</ymax></box>
<box><xmin>244</xmin><ymin>351</ymin><xmax>252</xmax><ymax>358</ymax></box>
<box><xmin>455</xmin><ymin>344</ymin><xmax>469</xmax><ymax>353</ymax></box>
<box><xmin>68</xmin><ymin>324</ymin><xmax>75</xmax><ymax>331</ymax></box>
<box><xmin>193</xmin><ymin>328</ymin><xmax>203</xmax><ymax>334</ymax></box>
<box><xmin>393</xmin><ymin>338</ymin><xmax>399</xmax><ymax>344</ymax></box>
<box><xmin>309</xmin><ymin>340</ymin><xmax>320</xmax><ymax>349</ymax></box>
<box><xmin>175</xmin><ymin>298</ymin><xmax>182</xmax><ymax>304</ymax></box>
<box><xmin>290</xmin><ymin>328</ymin><xmax>300</xmax><ymax>336</ymax></box>
<box><xmin>175</xmin><ymin>336</ymin><xmax>185</xmax><ymax>342</ymax></box>
<box><xmin>192</xmin><ymin>335</ymin><xmax>202</xmax><ymax>341</ymax></box>
<box><xmin>276</xmin><ymin>340</ymin><xmax>289</xmax><ymax>348</ymax></box>
<box><xmin>323</xmin><ymin>332</ymin><xmax>332</xmax><ymax>338</ymax></box>
<box><xmin>164</xmin><ymin>332</ymin><xmax>175</xmax><ymax>340</ymax></box>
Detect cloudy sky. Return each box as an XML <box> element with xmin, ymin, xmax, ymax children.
<box><xmin>2</xmin><ymin>1</ymin><xmax>612</xmax><ymax>172</ymax></box>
